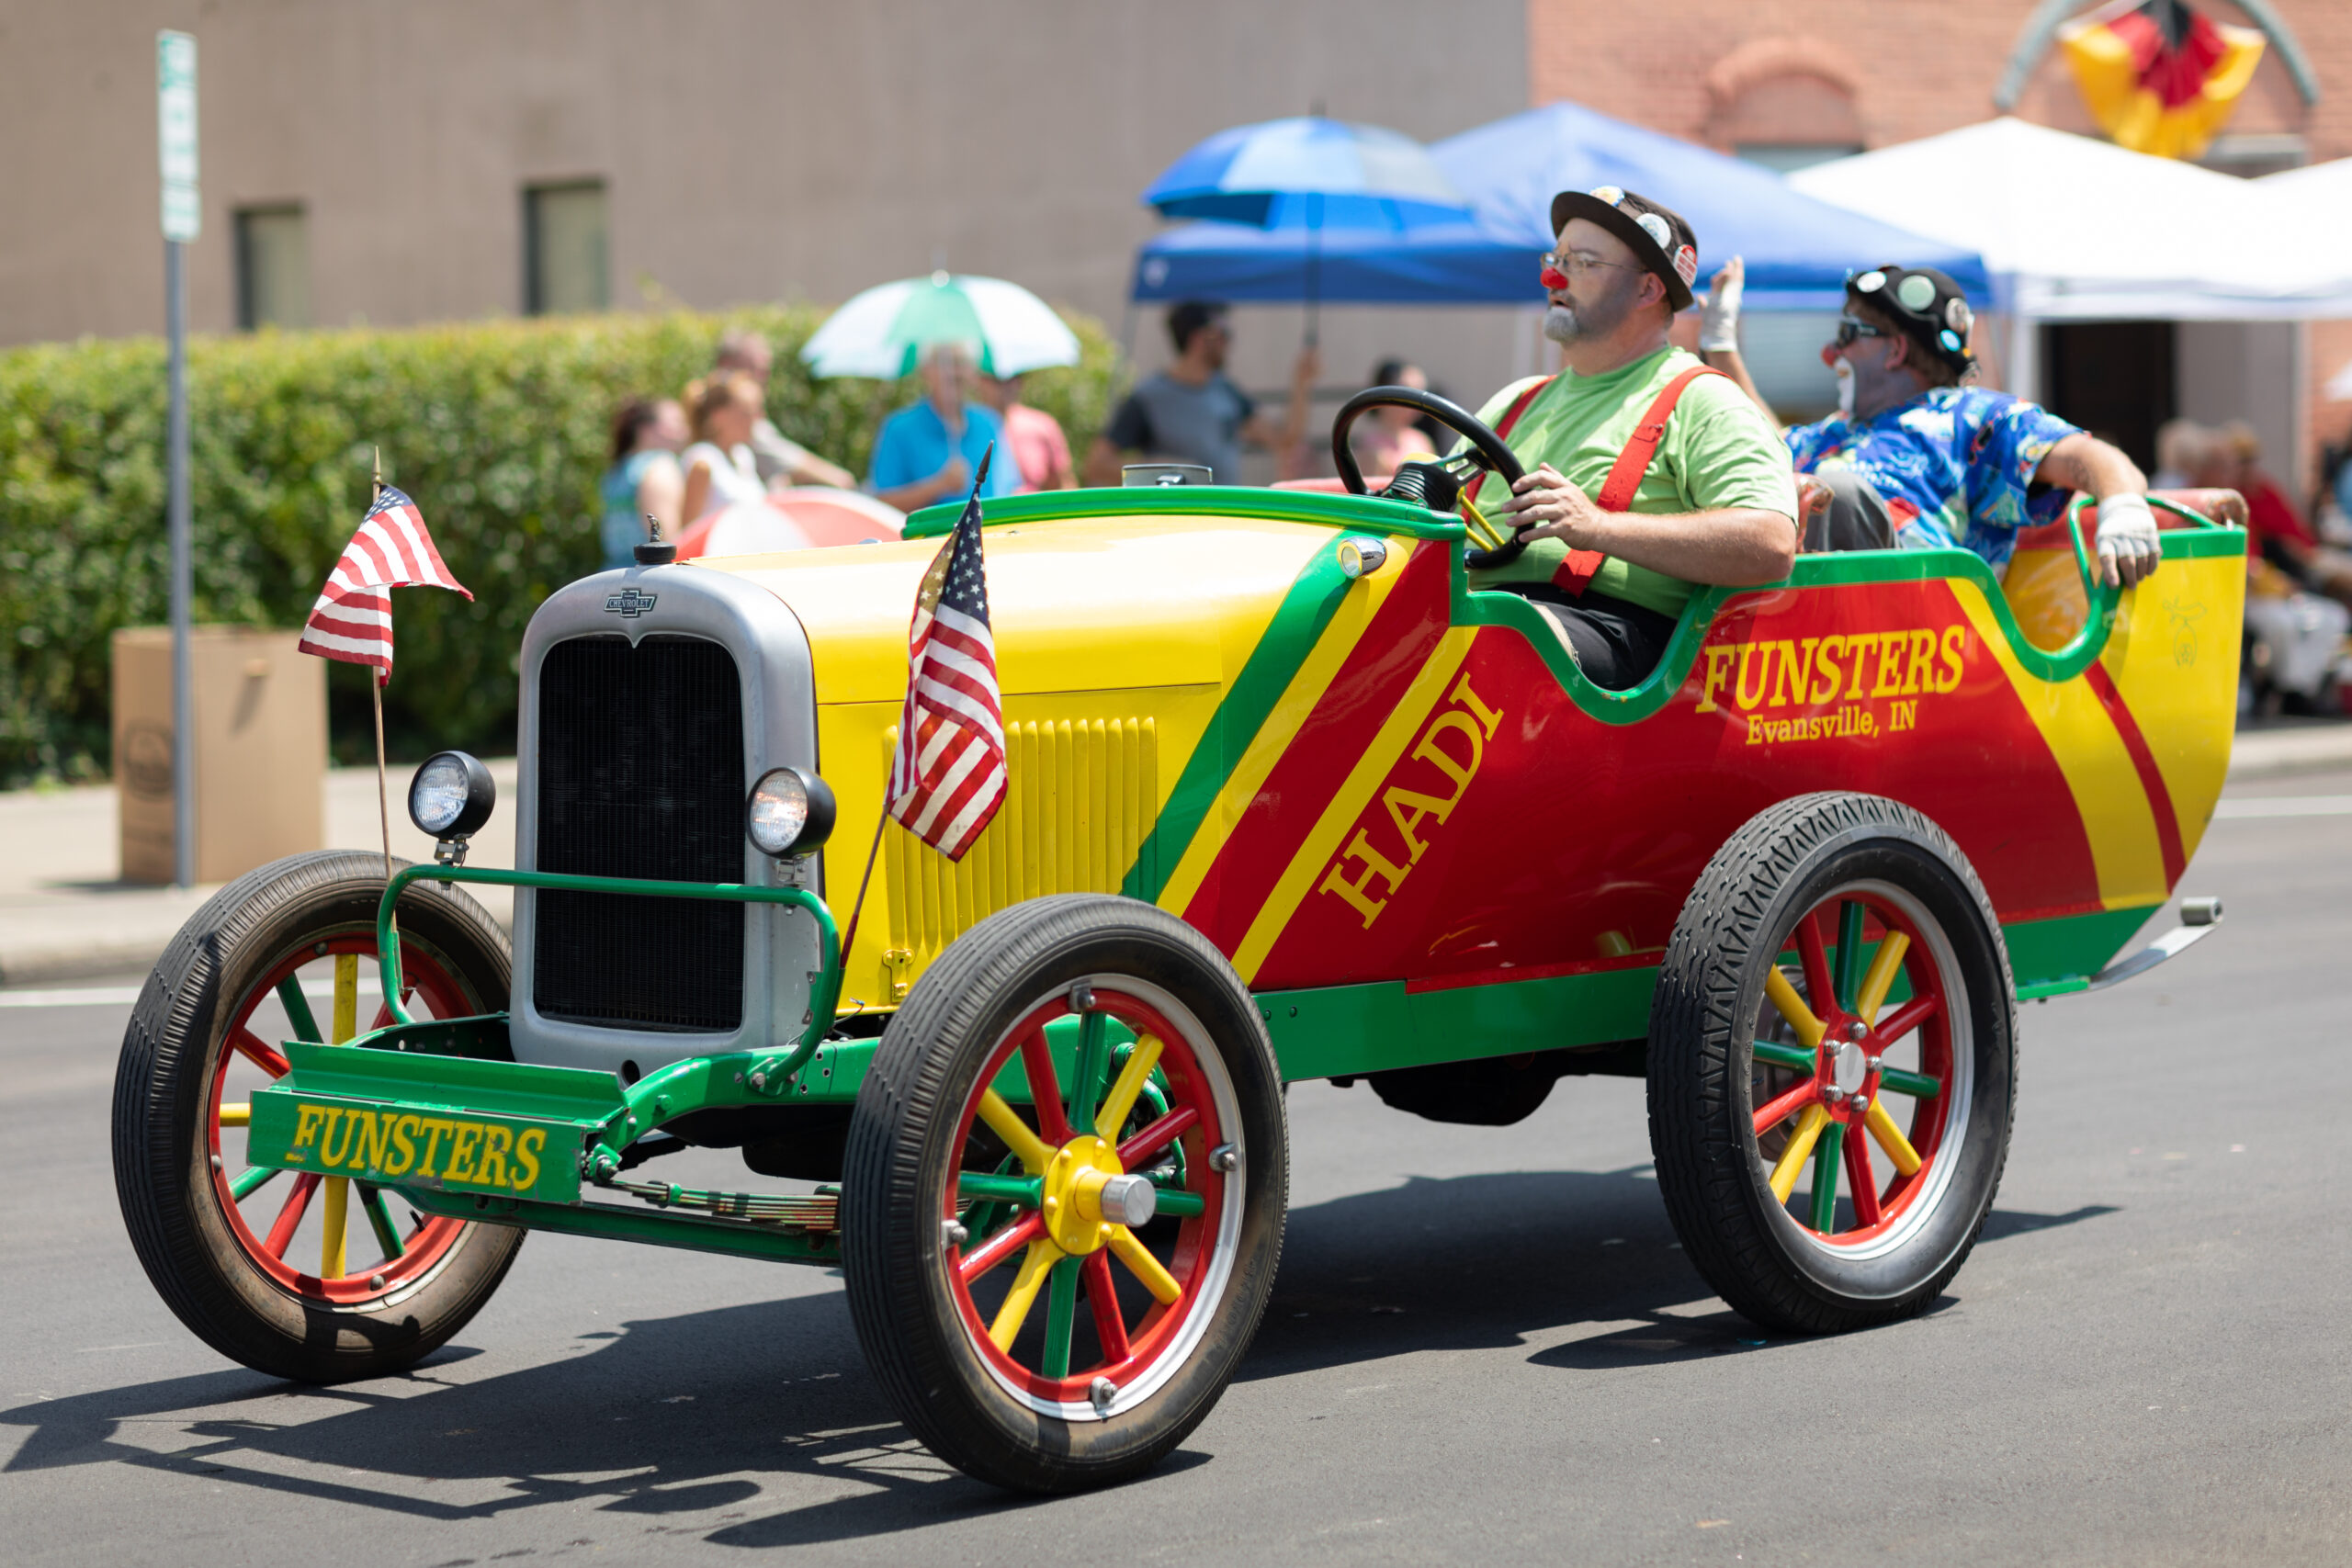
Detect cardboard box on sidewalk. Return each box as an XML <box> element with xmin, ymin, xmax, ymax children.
<box><xmin>112</xmin><ymin>627</ymin><xmax>326</xmax><ymax>884</ymax></box>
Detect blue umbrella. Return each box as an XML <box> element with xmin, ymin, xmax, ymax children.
<box><xmin>1142</xmin><ymin>115</ymin><xmax>1471</xmax><ymax>341</ymax></box>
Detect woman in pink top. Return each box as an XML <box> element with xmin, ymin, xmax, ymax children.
<box><xmin>974</xmin><ymin>374</ymin><xmax>1075</xmax><ymax>492</ymax></box>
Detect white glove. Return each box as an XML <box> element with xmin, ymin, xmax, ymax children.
<box><xmin>1698</xmin><ymin>256</ymin><xmax>1744</xmax><ymax>354</ymax></box>
<box><xmin>2095</xmin><ymin>492</ymin><xmax>2161</xmax><ymax>588</ymax></box>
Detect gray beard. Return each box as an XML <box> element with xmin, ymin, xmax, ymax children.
<box><xmin>1541</xmin><ymin>304</ymin><xmax>1582</xmax><ymax>344</ymax></box>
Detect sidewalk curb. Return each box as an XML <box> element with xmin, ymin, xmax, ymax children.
<box><xmin>2227</xmin><ymin>726</ymin><xmax>2352</xmax><ymax>781</ymax></box>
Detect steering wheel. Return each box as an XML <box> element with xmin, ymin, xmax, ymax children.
<box><xmin>1330</xmin><ymin>387</ymin><xmax>1531</xmax><ymax>568</ymax></box>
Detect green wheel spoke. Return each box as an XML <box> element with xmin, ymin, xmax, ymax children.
<box><xmin>1810</xmin><ymin>1122</ymin><xmax>1844</xmax><ymax>1232</ymax></box>
<box><xmin>228</xmin><ymin>1164</ymin><xmax>279</xmax><ymax>1201</ymax></box>
<box><xmin>1151</xmin><ymin>1186</ymin><xmax>1207</xmax><ymax>1218</ymax></box>
<box><xmin>358</xmin><ymin>1183</ymin><xmax>405</xmax><ymax>1259</ymax></box>
<box><xmin>957</xmin><ymin>1171</ymin><xmax>1045</xmax><ymax>1207</ymax></box>
<box><xmin>1878</xmin><ymin>1066</ymin><xmax>1941</xmax><ymax>1099</ymax></box>
<box><xmin>1068</xmin><ymin>1010</ymin><xmax>1109</xmax><ymax>1138</ymax></box>
<box><xmin>1040</xmin><ymin>1257</ymin><xmax>1080</xmax><ymax>1379</ymax></box>
<box><xmin>1834</xmin><ymin>900</ymin><xmax>1866</xmax><ymax>1014</ymax></box>
<box><xmin>1752</xmin><ymin>1040</ymin><xmax>1816</xmax><ymax>1074</ymax></box>
<box><xmin>276</xmin><ymin>976</ymin><xmax>322</xmax><ymax>1044</ymax></box>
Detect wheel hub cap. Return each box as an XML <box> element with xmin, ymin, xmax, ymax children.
<box><xmin>1041</xmin><ymin>1135</ymin><xmax>1127</xmax><ymax>1255</ymax></box>
<box><xmin>1831</xmin><ymin>1038</ymin><xmax>1869</xmax><ymax>1095</ymax></box>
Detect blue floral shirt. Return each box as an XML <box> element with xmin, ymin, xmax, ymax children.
<box><xmin>1785</xmin><ymin>387</ymin><xmax>2080</xmax><ymax>570</ymax></box>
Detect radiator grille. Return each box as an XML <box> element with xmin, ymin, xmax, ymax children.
<box><xmin>883</xmin><ymin>717</ymin><xmax>1156</xmax><ymax>977</ymax></box>
<box><xmin>533</xmin><ymin>634</ymin><xmax>745</xmax><ymax>1032</ymax></box>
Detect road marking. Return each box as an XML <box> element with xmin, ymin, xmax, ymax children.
<box><xmin>2212</xmin><ymin>795</ymin><xmax>2352</xmax><ymax>818</ymax></box>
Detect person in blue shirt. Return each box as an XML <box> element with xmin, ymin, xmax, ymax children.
<box><xmin>1702</xmin><ymin>262</ymin><xmax>2161</xmax><ymax>588</ymax></box>
<box><xmin>866</xmin><ymin>343</ymin><xmax>1020</xmax><ymax>513</ymax></box>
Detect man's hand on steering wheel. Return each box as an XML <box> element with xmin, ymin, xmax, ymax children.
<box><xmin>1497</xmin><ymin>463</ymin><xmax>1608</xmax><ymax>548</ymax></box>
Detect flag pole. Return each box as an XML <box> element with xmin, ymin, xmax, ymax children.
<box><xmin>369</xmin><ymin>447</ymin><xmax>395</xmax><ymax>889</ymax></box>
<box><xmin>837</xmin><ymin>444</ymin><xmax>994</xmax><ymax>1005</ymax></box>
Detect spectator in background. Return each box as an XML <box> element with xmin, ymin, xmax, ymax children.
<box><xmin>2151</xmin><ymin>417</ymin><xmax>2208</xmax><ymax>490</ymax></box>
<box><xmin>1349</xmin><ymin>357</ymin><xmax>1440</xmax><ymax>478</ymax></box>
<box><xmin>867</xmin><ymin>343</ymin><xmax>1017</xmax><ymax>513</ymax></box>
<box><xmin>713</xmin><ymin>328</ymin><xmax>858</xmax><ymax>490</ymax></box>
<box><xmin>680</xmin><ymin>372</ymin><xmax>772</xmax><ymax>522</ymax></box>
<box><xmin>972</xmin><ymin>371</ymin><xmax>1075</xmax><ymax>491</ymax></box>
<box><xmin>1084</xmin><ymin>301</ymin><xmax>1318</xmax><ymax>485</ymax></box>
<box><xmin>601</xmin><ymin>397</ymin><xmax>686</xmax><ymax>568</ymax></box>
<box><xmin>2217</xmin><ymin>419</ymin><xmax>2352</xmax><ymax>608</ymax></box>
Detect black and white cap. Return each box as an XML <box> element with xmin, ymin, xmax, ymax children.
<box><xmin>1551</xmin><ymin>186</ymin><xmax>1702</xmax><ymax>312</ymax></box>
<box><xmin>1849</xmin><ymin>265</ymin><xmax>1975</xmax><ymax>373</ymax></box>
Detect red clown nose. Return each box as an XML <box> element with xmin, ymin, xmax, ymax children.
<box><xmin>1539</xmin><ymin>264</ymin><xmax>1570</xmax><ymax>291</ymax></box>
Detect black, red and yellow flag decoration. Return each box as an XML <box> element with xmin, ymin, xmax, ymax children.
<box><xmin>2060</xmin><ymin>1</ymin><xmax>2264</xmax><ymax>160</ymax></box>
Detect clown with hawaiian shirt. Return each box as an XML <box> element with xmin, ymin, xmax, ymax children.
<box><xmin>1698</xmin><ymin>261</ymin><xmax>2162</xmax><ymax>588</ymax></box>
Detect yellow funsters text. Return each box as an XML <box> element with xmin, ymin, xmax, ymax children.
<box><xmin>288</xmin><ymin>1103</ymin><xmax>546</xmax><ymax>1192</ymax></box>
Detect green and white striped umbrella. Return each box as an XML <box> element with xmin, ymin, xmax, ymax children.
<box><xmin>800</xmin><ymin>271</ymin><xmax>1082</xmax><ymax>379</ymax></box>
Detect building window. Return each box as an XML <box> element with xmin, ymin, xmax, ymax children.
<box><xmin>235</xmin><ymin>205</ymin><xmax>310</xmax><ymax>330</ymax></box>
<box><xmin>524</xmin><ymin>181</ymin><xmax>608</xmax><ymax>315</ymax></box>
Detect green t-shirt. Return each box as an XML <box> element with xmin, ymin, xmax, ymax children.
<box><xmin>1461</xmin><ymin>345</ymin><xmax>1798</xmax><ymax>617</ymax></box>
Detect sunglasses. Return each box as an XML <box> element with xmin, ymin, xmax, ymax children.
<box><xmin>1832</xmin><ymin>316</ymin><xmax>1891</xmax><ymax>348</ymax></box>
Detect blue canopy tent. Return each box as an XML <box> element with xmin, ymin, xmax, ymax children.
<box><xmin>1133</xmin><ymin>100</ymin><xmax>1989</xmax><ymax>310</ymax></box>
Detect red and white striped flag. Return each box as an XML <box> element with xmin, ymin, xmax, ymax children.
<box><xmin>296</xmin><ymin>485</ymin><xmax>471</xmax><ymax>684</ymax></box>
<box><xmin>887</xmin><ymin>452</ymin><xmax>1005</xmax><ymax>860</ymax></box>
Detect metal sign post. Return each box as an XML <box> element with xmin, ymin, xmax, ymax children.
<box><xmin>158</xmin><ymin>31</ymin><xmax>198</xmax><ymax>886</ymax></box>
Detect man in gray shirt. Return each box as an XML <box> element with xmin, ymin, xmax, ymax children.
<box><xmin>1084</xmin><ymin>302</ymin><xmax>1317</xmax><ymax>485</ymax></box>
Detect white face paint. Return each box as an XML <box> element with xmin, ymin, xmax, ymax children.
<box><xmin>1835</xmin><ymin>357</ymin><xmax>1857</xmax><ymax>418</ymax></box>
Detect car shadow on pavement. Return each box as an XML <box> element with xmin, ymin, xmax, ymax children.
<box><xmin>0</xmin><ymin>1169</ymin><xmax>2116</xmax><ymax>1548</ymax></box>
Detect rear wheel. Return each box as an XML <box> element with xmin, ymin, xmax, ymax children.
<box><xmin>843</xmin><ymin>894</ymin><xmax>1286</xmax><ymax>1494</ymax></box>
<box><xmin>1648</xmin><ymin>794</ymin><xmax>2016</xmax><ymax>1334</ymax></box>
<box><xmin>113</xmin><ymin>851</ymin><xmax>524</xmax><ymax>1382</ymax></box>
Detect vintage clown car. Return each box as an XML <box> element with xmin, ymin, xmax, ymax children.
<box><xmin>114</xmin><ymin>392</ymin><xmax>2243</xmax><ymax>1493</ymax></box>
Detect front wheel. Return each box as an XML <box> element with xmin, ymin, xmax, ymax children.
<box><xmin>1648</xmin><ymin>794</ymin><xmax>2017</xmax><ymax>1334</ymax></box>
<box><xmin>842</xmin><ymin>894</ymin><xmax>1287</xmax><ymax>1494</ymax></box>
<box><xmin>113</xmin><ymin>850</ymin><xmax>525</xmax><ymax>1382</ymax></box>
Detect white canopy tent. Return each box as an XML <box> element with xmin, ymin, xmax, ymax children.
<box><xmin>1789</xmin><ymin>118</ymin><xmax>2352</xmax><ymax>326</ymax></box>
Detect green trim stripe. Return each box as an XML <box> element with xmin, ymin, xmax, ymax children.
<box><xmin>1120</xmin><ymin>536</ymin><xmax>1360</xmax><ymax>903</ymax></box>
<box><xmin>903</xmin><ymin>484</ymin><xmax>1468</xmax><ymax>541</ymax></box>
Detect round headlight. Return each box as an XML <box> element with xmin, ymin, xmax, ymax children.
<box><xmin>746</xmin><ymin>766</ymin><xmax>836</xmax><ymax>859</ymax></box>
<box><xmin>407</xmin><ymin>750</ymin><xmax>495</xmax><ymax>840</ymax></box>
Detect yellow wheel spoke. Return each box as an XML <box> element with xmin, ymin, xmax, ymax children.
<box><xmin>1864</xmin><ymin>1098</ymin><xmax>1923</xmax><ymax>1176</ymax></box>
<box><xmin>321</xmin><ymin>1176</ymin><xmax>349</xmax><ymax>1279</ymax></box>
<box><xmin>1855</xmin><ymin>932</ymin><xmax>1911</xmax><ymax>1026</ymax></box>
<box><xmin>218</xmin><ymin>1102</ymin><xmax>251</xmax><ymax>1127</ymax></box>
<box><xmin>988</xmin><ymin>1236</ymin><xmax>1061</xmax><ymax>1350</ymax></box>
<box><xmin>1106</xmin><ymin>1224</ymin><xmax>1182</xmax><ymax>1306</ymax></box>
<box><xmin>1764</xmin><ymin>968</ymin><xmax>1825</xmax><ymax>1050</ymax></box>
<box><xmin>1095</xmin><ymin>1034</ymin><xmax>1164</xmax><ymax>1145</ymax></box>
<box><xmin>978</xmin><ymin>1089</ymin><xmax>1055</xmax><ymax>1175</ymax></box>
<box><xmin>1768</xmin><ymin>1104</ymin><xmax>1831</xmax><ymax>1204</ymax></box>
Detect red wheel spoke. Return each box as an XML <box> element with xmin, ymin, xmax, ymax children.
<box><xmin>1082</xmin><ymin>1249</ymin><xmax>1130</xmax><ymax>1364</ymax></box>
<box><xmin>1844</xmin><ymin>1121</ymin><xmax>1882</xmax><ymax>1229</ymax></box>
<box><xmin>1753</xmin><ymin>1079</ymin><xmax>1817</xmax><ymax>1137</ymax></box>
<box><xmin>1872</xmin><ymin>992</ymin><xmax>1939</xmax><ymax>1050</ymax></box>
<box><xmin>1793</xmin><ymin>911</ymin><xmax>1836</xmax><ymax>1018</ymax></box>
<box><xmin>1117</xmin><ymin>1105</ymin><xmax>1198</xmax><ymax>1168</ymax></box>
<box><xmin>262</xmin><ymin>1172</ymin><xmax>322</xmax><ymax>1258</ymax></box>
<box><xmin>1019</xmin><ymin>1031</ymin><xmax>1073</xmax><ymax>1147</ymax></box>
<box><xmin>958</xmin><ymin>1211</ymin><xmax>1045</xmax><ymax>1285</ymax></box>
<box><xmin>232</xmin><ymin>1028</ymin><xmax>291</xmax><ymax>1079</ymax></box>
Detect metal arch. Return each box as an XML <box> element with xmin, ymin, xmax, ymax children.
<box><xmin>1995</xmin><ymin>0</ymin><xmax>2320</xmax><ymax>112</ymax></box>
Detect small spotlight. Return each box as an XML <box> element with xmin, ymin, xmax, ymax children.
<box><xmin>407</xmin><ymin>751</ymin><xmax>495</xmax><ymax>866</ymax></box>
<box><xmin>746</xmin><ymin>766</ymin><xmax>837</xmax><ymax>859</ymax></box>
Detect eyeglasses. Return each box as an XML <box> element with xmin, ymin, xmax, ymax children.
<box><xmin>1539</xmin><ymin>251</ymin><xmax>1636</xmax><ymax>288</ymax></box>
<box><xmin>1832</xmin><ymin>316</ymin><xmax>1890</xmax><ymax>348</ymax></box>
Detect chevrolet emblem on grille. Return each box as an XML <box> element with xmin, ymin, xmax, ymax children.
<box><xmin>604</xmin><ymin>587</ymin><xmax>658</xmax><ymax>618</ymax></box>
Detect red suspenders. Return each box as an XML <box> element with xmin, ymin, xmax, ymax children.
<box><xmin>1488</xmin><ymin>365</ymin><xmax>1727</xmax><ymax>598</ymax></box>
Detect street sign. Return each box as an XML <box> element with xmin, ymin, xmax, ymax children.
<box><xmin>157</xmin><ymin>31</ymin><xmax>198</xmax><ymax>242</ymax></box>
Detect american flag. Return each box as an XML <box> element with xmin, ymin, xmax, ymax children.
<box><xmin>887</xmin><ymin>450</ymin><xmax>1005</xmax><ymax>860</ymax></box>
<box><xmin>296</xmin><ymin>485</ymin><xmax>471</xmax><ymax>683</ymax></box>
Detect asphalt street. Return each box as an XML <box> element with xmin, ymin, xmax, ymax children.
<box><xmin>5</xmin><ymin>773</ymin><xmax>2348</xmax><ymax>1566</ymax></box>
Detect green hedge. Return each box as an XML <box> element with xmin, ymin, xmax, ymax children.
<box><xmin>0</xmin><ymin>305</ymin><xmax>1119</xmax><ymax>785</ymax></box>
